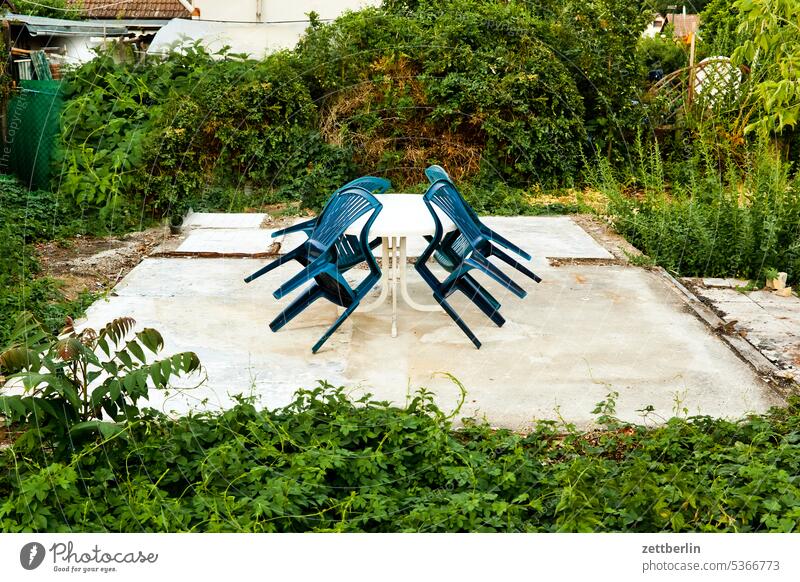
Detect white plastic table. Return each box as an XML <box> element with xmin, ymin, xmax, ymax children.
<box><xmin>345</xmin><ymin>193</ymin><xmax>456</xmax><ymax>337</ymax></box>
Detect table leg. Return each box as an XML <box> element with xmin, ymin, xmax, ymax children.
<box><xmin>391</xmin><ymin>236</ymin><xmax>398</xmax><ymax>337</ymax></box>
<box><xmin>357</xmin><ymin>237</ymin><xmax>390</xmax><ymax>313</ymax></box>
<box><xmin>399</xmin><ymin>237</ymin><xmax>443</xmax><ymax>312</ymax></box>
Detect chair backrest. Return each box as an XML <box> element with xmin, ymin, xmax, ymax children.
<box><xmin>342</xmin><ymin>176</ymin><xmax>391</xmax><ymax>194</ymax></box>
<box><xmin>315</xmin><ymin>176</ymin><xmax>390</xmax><ymax>225</ymax></box>
<box><xmin>424</xmin><ymin>165</ymin><xmax>483</xmax><ymax>223</ymax></box>
<box><xmin>425</xmin><ymin>165</ymin><xmax>451</xmax><ymax>184</ymax></box>
<box><xmin>309</xmin><ymin>187</ymin><xmax>381</xmax><ymax>252</ymax></box>
<box><xmin>424</xmin><ymin>180</ymin><xmax>483</xmax><ymax>245</ymax></box>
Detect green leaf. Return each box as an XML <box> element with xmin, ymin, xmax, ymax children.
<box><xmin>0</xmin><ymin>395</ymin><xmax>28</xmax><ymax>420</ymax></box>
<box><xmin>127</xmin><ymin>340</ymin><xmax>147</xmax><ymax>364</ymax></box>
<box><xmin>137</xmin><ymin>328</ymin><xmax>164</xmax><ymax>354</ymax></box>
<box><xmin>69</xmin><ymin>421</ymin><xmax>125</xmax><ymax>439</ymax></box>
<box><xmin>116</xmin><ymin>349</ymin><xmax>134</xmax><ymax>368</ymax></box>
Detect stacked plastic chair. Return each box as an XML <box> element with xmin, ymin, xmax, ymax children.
<box><xmin>415</xmin><ymin>165</ymin><xmax>541</xmax><ymax>348</ymax></box>
<box><xmin>244</xmin><ymin>185</ymin><xmax>383</xmax><ymax>353</ymax></box>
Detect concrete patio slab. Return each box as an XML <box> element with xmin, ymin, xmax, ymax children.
<box><xmin>79</xmin><ymin>247</ymin><xmax>782</xmax><ymax>428</ymax></box>
<box><xmin>183</xmin><ymin>212</ymin><xmax>267</xmax><ymax>229</ymax></box>
<box><xmin>481</xmin><ymin>216</ymin><xmax>613</xmax><ymax>259</ymax></box>
<box><xmin>177</xmin><ymin>229</ymin><xmax>275</xmax><ymax>254</ymax></box>
<box><xmin>702</xmin><ymin>277</ymin><xmax>751</xmax><ymax>289</ymax></box>
<box><xmin>689</xmin><ymin>284</ymin><xmax>800</xmax><ymax>380</ymax></box>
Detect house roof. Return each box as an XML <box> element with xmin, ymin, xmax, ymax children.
<box><xmin>666</xmin><ymin>13</ymin><xmax>700</xmax><ymax>38</ymax></box>
<box><xmin>5</xmin><ymin>12</ymin><xmax>128</xmax><ymax>36</ymax></box>
<box><xmin>68</xmin><ymin>0</ymin><xmax>190</xmax><ymax>19</ymax></box>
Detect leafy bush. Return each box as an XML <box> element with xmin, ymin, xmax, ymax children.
<box><xmin>298</xmin><ymin>0</ymin><xmax>648</xmax><ymax>186</ymax></box>
<box><xmin>700</xmin><ymin>0</ymin><xmax>744</xmax><ymax>56</ymax></box>
<box><xmin>0</xmin><ymin>176</ymin><xmax>96</xmax><ymax>345</ymax></box>
<box><xmin>57</xmin><ymin>45</ymin><xmax>357</xmax><ymax>217</ymax></box>
<box><xmin>731</xmin><ymin>0</ymin><xmax>800</xmax><ymax>136</ymax></box>
<box><xmin>638</xmin><ymin>34</ymin><xmax>688</xmax><ymax>76</ymax></box>
<box><xmin>55</xmin><ymin>0</ymin><xmax>650</xmax><ymax>216</ymax></box>
<box><xmin>10</xmin><ymin>0</ymin><xmax>82</xmax><ymax>19</ymax></box>
<box><xmin>1</xmin><ymin>381</ymin><xmax>799</xmax><ymax>532</ymax></box>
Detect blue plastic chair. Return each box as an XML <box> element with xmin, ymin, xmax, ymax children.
<box><xmin>416</xmin><ymin>178</ymin><xmax>542</xmax><ymax>348</ymax></box>
<box><xmin>244</xmin><ymin>187</ymin><xmax>383</xmax><ymax>353</ymax></box>
<box><xmin>271</xmin><ymin>176</ymin><xmax>390</xmax><ymax>238</ymax></box>
<box><xmin>424</xmin><ymin>165</ymin><xmax>532</xmax><ymax>261</ymax></box>
<box><xmin>270</xmin><ymin>176</ymin><xmax>390</xmax><ymax>271</ymax></box>
<box><xmin>421</xmin><ymin>165</ymin><xmax>539</xmax><ymax>335</ymax></box>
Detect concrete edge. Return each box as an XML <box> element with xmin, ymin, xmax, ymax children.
<box><xmin>564</xmin><ymin>214</ymin><xmax>795</xmax><ymax>400</ymax></box>
<box><xmin>654</xmin><ymin>267</ymin><xmax>796</xmax><ymax>400</ymax></box>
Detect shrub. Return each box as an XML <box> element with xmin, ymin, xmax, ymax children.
<box><xmin>57</xmin><ymin>45</ymin><xmax>357</xmax><ymax>217</ymax></box>
<box><xmin>55</xmin><ymin>0</ymin><xmax>650</xmax><ymax>216</ymax></box>
<box><xmin>638</xmin><ymin>34</ymin><xmax>688</xmax><ymax>76</ymax></box>
<box><xmin>1</xmin><ymin>382</ymin><xmax>799</xmax><ymax>532</ymax></box>
<box><xmin>0</xmin><ymin>176</ymin><xmax>95</xmax><ymax>345</ymax></box>
<box><xmin>298</xmin><ymin>0</ymin><xmax>647</xmax><ymax>187</ymax></box>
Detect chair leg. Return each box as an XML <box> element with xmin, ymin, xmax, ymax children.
<box><xmin>312</xmin><ymin>300</ymin><xmax>360</xmax><ymax>353</ymax></box>
<box><xmin>434</xmin><ymin>293</ymin><xmax>481</xmax><ymax>349</ymax></box>
<box><xmin>244</xmin><ymin>247</ymin><xmax>301</xmax><ymax>283</ymax></box>
<box><xmin>466</xmin><ymin>254</ymin><xmax>527</xmax><ymax>298</ymax></box>
<box><xmin>455</xmin><ymin>279</ymin><xmax>505</xmax><ymax>328</ymax></box>
<box><xmin>463</xmin><ymin>273</ymin><xmax>501</xmax><ymax>311</ymax></box>
<box><xmin>487</xmin><ymin>245</ymin><xmax>542</xmax><ymax>283</ymax></box>
<box><xmin>482</xmin><ymin>228</ymin><xmax>532</xmax><ymax>261</ymax></box>
<box><xmin>269</xmin><ymin>285</ymin><xmax>324</xmax><ymax>332</ymax></box>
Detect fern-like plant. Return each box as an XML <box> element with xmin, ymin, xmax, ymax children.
<box><xmin>0</xmin><ymin>313</ymin><xmax>201</xmax><ymax>445</ymax></box>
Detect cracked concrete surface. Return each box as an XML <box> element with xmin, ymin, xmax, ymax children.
<box><xmin>77</xmin><ymin>214</ymin><xmax>783</xmax><ymax>428</ymax></box>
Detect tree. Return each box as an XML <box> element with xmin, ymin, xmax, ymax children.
<box><xmin>732</xmin><ymin>0</ymin><xmax>800</xmax><ymax>135</ymax></box>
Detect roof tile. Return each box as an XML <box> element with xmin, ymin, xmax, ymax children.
<box><xmin>69</xmin><ymin>0</ymin><xmax>189</xmax><ymax>19</ymax></box>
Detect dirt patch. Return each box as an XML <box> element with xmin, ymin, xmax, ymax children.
<box><xmin>259</xmin><ymin>204</ymin><xmax>312</xmax><ymax>230</ymax></box>
<box><xmin>549</xmin><ymin>257</ymin><xmax>625</xmax><ymax>267</ymax></box>
<box><xmin>35</xmin><ymin>227</ymin><xmax>174</xmax><ymax>300</ymax></box>
<box><xmin>571</xmin><ymin>214</ymin><xmax>642</xmax><ymax>262</ymax></box>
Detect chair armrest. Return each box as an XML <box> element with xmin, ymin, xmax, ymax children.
<box><xmin>272</xmin><ymin>218</ymin><xmax>316</xmax><ymax>238</ymax></box>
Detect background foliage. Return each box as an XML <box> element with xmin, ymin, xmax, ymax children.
<box><xmin>592</xmin><ymin>137</ymin><xmax>800</xmax><ymax>282</ymax></box>
<box><xmin>0</xmin><ymin>176</ymin><xmax>97</xmax><ymax>346</ymax></box>
<box><xmin>55</xmin><ymin>0</ymin><xmax>649</xmax><ymax>217</ymax></box>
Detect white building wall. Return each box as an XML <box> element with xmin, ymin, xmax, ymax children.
<box><xmin>192</xmin><ymin>0</ymin><xmax>381</xmax><ymax>23</ymax></box>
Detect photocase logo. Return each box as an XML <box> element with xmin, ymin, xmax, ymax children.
<box><xmin>20</xmin><ymin>542</ymin><xmax>46</xmax><ymax>570</ymax></box>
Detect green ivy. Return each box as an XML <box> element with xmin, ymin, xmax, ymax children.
<box><xmin>1</xmin><ymin>382</ymin><xmax>799</xmax><ymax>532</ymax></box>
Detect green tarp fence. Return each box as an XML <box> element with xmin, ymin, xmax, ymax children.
<box><xmin>2</xmin><ymin>79</ymin><xmax>64</xmax><ymax>190</ymax></box>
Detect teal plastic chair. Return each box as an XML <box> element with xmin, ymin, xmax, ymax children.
<box><xmin>271</xmin><ymin>176</ymin><xmax>390</xmax><ymax>271</ymax></box>
<box><xmin>424</xmin><ymin>165</ymin><xmax>532</xmax><ymax>260</ymax></box>
<box><xmin>416</xmin><ymin>177</ymin><xmax>541</xmax><ymax>348</ymax></box>
<box><xmin>271</xmin><ymin>177</ymin><xmax>390</xmax><ymax>240</ymax></box>
<box><xmin>245</xmin><ymin>187</ymin><xmax>383</xmax><ymax>353</ymax></box>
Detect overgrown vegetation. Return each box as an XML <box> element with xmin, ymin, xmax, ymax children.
<box><xmin>6</xmin><ymin>1</ymin><xmax>83</xmax><ymax>19</ymax></box>
<box><xmin>590</xmin><ymin>136</ymin><xmax>800</xmax><ymax>283</ymax></box>
<box><xmin>54</xmin><ymin>0</ymin><xmax>648</xmax><ymax>218</ymax></box>
<box><xmin>1</xmin><ymin>368</ymin><xmax>799</xmax><ymax>532</ymax></box>
<box><xmin>2</xmin><ymin>315</ymin><xmax>797</xmax><ymax>533</ymax></box>
<box><xmin>595</xmin><ymin>0</ymin><xmax>800</xmax><ymax>283</ymax></box>
<box><xmin>0</xmin><ymin>176</ymin><xmax>99</xmax><ymax>346</ymax></box>
<box><xmin>0</xmin><ymin>315</ymin><xmax>200</xmax><ymax>455</ymax></box>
